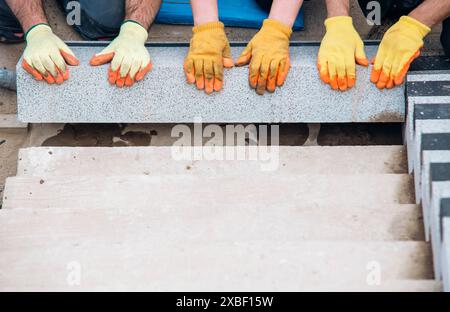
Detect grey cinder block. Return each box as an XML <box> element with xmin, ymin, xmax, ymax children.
<box><xmin>16</xmin><ymin>43</ymin><xmax>405</xmax><ymax>123</ymax></box>
<box><xmin>421</xmin><ymin>151</ymin><xmax>450</xmax><ymax>241</ymax></box>
<box><xmin>429</xmin><ymin>182</ymin><xmax>450</xmax><ymax>280</ymax></box>
<box><xmin>413</xmin><ymin>121</ymin><xmax>450</xmax><ymax>203</ymax></box>
<box><xmin>442</xmin><ymin>217</ymin><xmax>450</xmax><ymax>291</ymax></box>
<box><xmin>405</xmin><ymin>96</ymin><xmax>450</xmax><ymax>173</ymax></box>
<box><xmin>405</xmin><ymin>69</ymin><xmax>450</xmax><ymax>174</ymax></box>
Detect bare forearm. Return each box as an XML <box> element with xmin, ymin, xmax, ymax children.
<box><xmin>325</xmin><ymin>0</ymin><xmax>350</xmax><ymax>18</ymax></box>
<box><xmin>190</xmin><ymin>0</ymin><xmax>219</xmax><ymax>25</ymax></box>
<box><xmin>125</xmin><ymin>0</ymin><xmax>162</xmax><ymax>29</ymax></box>
<box><xmin>268</xmin><ymin>0</ymin><xmax>304</xmax><ymax>28</ymax></box>
<box><xmin>409</xmin><ymin>0</ymin><xmax>450</xmax><ymax>28</ymax></box>
<box><xmin>5</xmin><ymin>0</ymin><xmax>48</xmax><ymax>33</ymax></box>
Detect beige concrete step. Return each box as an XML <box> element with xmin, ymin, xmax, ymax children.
<box><xmin>16</xmin><ymin>146</ymin><xmax>407</xmax><ymax>176</ymax></box>
<box><xmin>2</xmin><ymin>174</ymin><xmax>415</xmax><ymax>210</ymax></box>
<box><xmin>0</xmin><ymin>114</ymin><xmax>27</xmax><ymax>132</ymax></box>
<box><xmin>0</xmin><ymin>280</ymin><xmax>441</xmax><ymax>292</ymax></box>
<box><xmin>0</xmin><ymin>202</ymin><xmax>423</xmax><ymax>243</ymax></box>
<box><xmin>0</xmin><ymin>240</ymin><xmax>432</xmax><ymax>291</ymax></box>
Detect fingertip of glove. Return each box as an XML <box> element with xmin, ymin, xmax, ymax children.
<box><xmin>370</xmin><ymin>69</ymin><xmax>381</xmax><ymax>83</ymax></box>
<box><xmin>213</xmin><ymin>80</ymin><xmax>223</xmax><ymax>92</ymax></box>
<box><xmin>22</xmin><ymin>60</ymin><xmax>44</xmax><ymax>81</ymax></box>
<box><xmin>223</xmin><ymin>58</ymin><xmax>234</xmax><ymax>68</ymax></box>
<box><xmin>319</xmin><ymin>72</ymin><xmax>330</xmax><ymax>84</ymax></box>
<box><xmin>60</xmin><ymin>50</ymin><xmax>80</xmax><ymax>66</ymax></box>
<box><xmin>236</xmin><ymin>54</ymin><xmax>251</xmax><ymax>67</ymax></box>
<box><xmin>347</xmin><ymin>77</ymin><xmax>356</xmax><ymax>88</ymax></box>
<box><xmin>89</xmin><ymin>52</ymin><xmax>114</xmax><ymax>66</ymax></box>
<box><xmin>185</xmin><ymin>73</ymin><xmax>196</xmax><ymax>84</ymax></box>
<box><xmin>205</xmin><ymin>79</ymin><xmax>214</xmax><ymax>94</ymax></box>
<box><xmin>356</xmin><ymin>57</ymin><xmax>369</xmax><ymax>67</ymax></box>
<box><xmin>125</xmin><ymin>75</ymin><xmax>134</xmax><ymax>87</ymax></box>
<box><xmin>43</xmin><ymin>72</ymin><xmax>56</xmax><ymax>84</ymax></box>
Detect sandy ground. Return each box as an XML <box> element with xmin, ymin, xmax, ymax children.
<box><xmin>0</xmin><ymin>0</ymin><xmax>446</xmax><ymax>203</ymax></box>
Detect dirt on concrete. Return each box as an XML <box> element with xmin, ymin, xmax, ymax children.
<box><xmin>36</xmin><ymin>122</ymin><xmax>402</xmax><ymax>147</ymax></box>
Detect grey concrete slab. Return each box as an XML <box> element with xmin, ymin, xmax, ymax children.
<box><xmin>421</xmin><ymin>151</ymin><xmax>450</xmax><ymax>241</ymax></box>
<box><xmin>407</xmin><ymin>71</ymin><xmax>450</xmax><ymax>82</ymax></box>
<box><xmin>429</xmin><ymin>182</ymin><xmax>450</xmax><ymax>280</ymax></box>
<box><xmin>443</xmin><ymin>217</ymin><xmax>450</xmax><ymax>292</ymax></box>
<box><xmin>17</xmin><ymin>43</ymin><xmax>405</xmax><ymax>123</ymax></box>
<box><xmin>413</xmin><ymin>120</ymin><xmax>450</xmax><ymax>203</ymax></box>
<box><xmin>405</xmin><ymin>96</ymin><xmax>450</xmax><ymax>173</ymax></box>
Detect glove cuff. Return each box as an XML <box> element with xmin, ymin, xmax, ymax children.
<box><xmin>25</xmin><ymin>23</ymin><xmax>52</xmax><ymax>41</ymax></box>
<box><xmin>120</xmin><ymin>20</ymin><xmax>148</xmax><ymax>43</ymax></box>
<box><xmin>399</xmin><ymin>16</ymin><xmax>431</xmax><ymax>37</ymax></box>
<box><xmin>324</xmin><ymin>16</ymin><xmax>353</xmax><ymax>31</ymax></box>
<box><xmin>192</xmin><ymin>21</ymin><xmax>225</xmax><ymax>34</ymax></box>
<box><xmin>262</xmin><ymin>19</ymin><xmax>292</xmax><ymax>38</ymax></box>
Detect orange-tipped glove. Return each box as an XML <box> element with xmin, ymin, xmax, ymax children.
<box><xmin>371</xmin><ymin>16</ymin><xmax>431</xmax><ymax>89</ymax></box>
<box><xmin>90</xmin><ymin>21</ymin><xmax>151</xmax><ymax>88</ymax></box>
<box><xmin>236</xmin><ymin>19</ymin><xmax>292</xmax><ymax>95</ymax></box>
<box><xmin>318</xmin><ymin>16</ymin><xmax>369</xmax><ymax>91</ymax></box>
<box><xmin>22</xmin><ymin>24</ymin><xmax>79</xmax><ymax>84</ymax></box>
<box><xmin>184</xmin><ymin>22</ymin><xmax>233</xmax><ymax>94</ymax></box>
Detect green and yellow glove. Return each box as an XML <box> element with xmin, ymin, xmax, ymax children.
<box><xmin>184</xmin><ymin>22</ymin><xmax>233</xmax><ymax>94</ymax></box>
<box><xmin>22</xmin><ymin>24</ymin><xmax>79</xmax><ymax>84</ymax></box>
<box><xmin>90</xmin><ymin>21</ymin><xmax>152</xmax><ymax>88</ymax></box>
<box><xmin>318</xmin><ymin>16</ymin><xmax>369</xmax><ymax>91</ymax></box>
<box><xmin>236</xmin><ymin>19</ymin><xmax>292</xmax><ymax>95</ymax></box>
<box><xmin>371</xmin><ymin>16</ymin><xmax>431</xmax><ymax>89</ymax></box>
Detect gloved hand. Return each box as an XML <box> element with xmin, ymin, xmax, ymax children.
<box><xmin>318</xmin><ymin>16</ymin><xmax>369</xmax><ymax>91</ymax></box>
<box><xmin>236</xmin><ymin>19</ymin><xmax>292</xmax><ymax>95</ymax></box>
<box><xmin>90</xmin><ymin>21</ymin><xmax>152</xmax><ymax>88</ymax></box>
<box><xmin>184</xmin><ymin>22</ymin><xmax>233</xmax><ymax>94</ymax></box>
<box><xmin>22</xmin><ymin>24</ymin><xmax>79</xmax><ymax>84</ymax></box>
<box><xmin>371</xmin><ymin>16</ymin><xmax>430</xmax><ymax>89</ymax></box>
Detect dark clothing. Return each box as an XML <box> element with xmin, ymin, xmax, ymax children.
<box><xmin>255</xmin><ymin>0</ymin><xmax>272</xmax><ymax>13</ymax></box>
<box><xmin>357</xmin><ymin>0</ymin><xmax>449</xmax><ymax>57</ymax></box>
<box><xmin>0</xmin><ymin>0</ymin><xmax>23</xmax><ymax>42</ymax></box>
<box><xmin>0</xmin><ymin>0</ymin><xmax>126</xmax><ymax>41</ymax></box>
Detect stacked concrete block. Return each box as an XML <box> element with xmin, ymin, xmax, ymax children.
<box><xmin>443</xmin><ymin>216</ymin><xmax>450</xmax><ymax>291</ymax></box>
<box><xmin>405</xmin><ymin>68</ymin><xmax>450</xmax><ymax>289</ymax></box>
<box><xmin>16</xmin><ymin>42</ymin><xmax>405</xmax><ymax>123</ymax></box>
<box><xmin>421</xmin><ymin>151</ymin><xmax>450</xmax><ymax>239</ymax></box>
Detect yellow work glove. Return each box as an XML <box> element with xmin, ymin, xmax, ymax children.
<box><xmin>318</xmin><ymin>16</ymin><xmax>369</xmax><ymax>91</ymax></box>
<box><xmin>90</xmin><ymin>21</ymin><xmax>152</xmax><ymax>88</ymax></box>
<box><xmin>184</xmin><ymin>22</ymin><xmax>233</xmax><ymax>94</ymax></box>
<box><xmin>371</xmin><ymin>16</ymin><xmax>431</xmax><ymax>89</ymax></box>
<box><xmin>22</xmin><ymin>24</ymin><xmax>79</xmax><ymax>84</ymax></box>
<box><xmin>236</xmin><ymin>19</ymin><xmax>292</xmax><ymax>95</ymax></box>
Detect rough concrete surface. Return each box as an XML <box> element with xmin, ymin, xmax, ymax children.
<box><xmin>0</xmin><ymin>132</ymin><xmax>26</xmax><ymax>205</ymax></box>
<box><xmin>17</xmin><ymin>44</ymin><xmax>405</xmax><ymax>123</ymax></box>
<box><xmin>444</xmin><ymin>218</ymin><xmax>450</xmax><ymax>291</ymax></box>
<box><xmin>16</xmin><ymin>146</ymin><xmax>408</xmax><ymax>177</ymax></box>
<box><xmin>429</xmin><ymin>182</ymin><xmax>450</xmax><ymax>280</ymax></box>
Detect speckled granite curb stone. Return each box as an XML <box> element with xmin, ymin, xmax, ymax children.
<box><xmin>16</xmin><ymin>42</ymin><xmax>405</xmax><ymax>123</ymax></box>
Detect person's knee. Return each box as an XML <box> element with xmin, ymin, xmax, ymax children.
<box><xmin>255</xmin><ymin>0</ymin><xmax>273</xmax><ymax>13</ymax></box>
<box><xmin>59</xmin><ymin>0</ymin><xmax>125</xmax><ymax>39</ymax></box>
<box><xmin>0</xmin><ymin>0</ymin><xmax>25</xmax><ymax>42</ymax></box>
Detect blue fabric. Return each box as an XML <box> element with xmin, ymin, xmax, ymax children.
<box><xmin>155</xmin><ymin>0</ymin><xmax>304</xmax><ymax>30</ymax></box>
